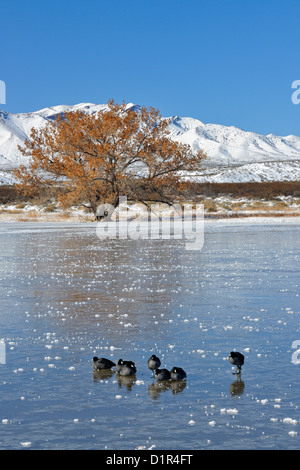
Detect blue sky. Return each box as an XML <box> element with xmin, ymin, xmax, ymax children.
<box><xmin>1</xmin><ymin>0</ymin><xmax>300</xmax><ymax>136</ymax></box>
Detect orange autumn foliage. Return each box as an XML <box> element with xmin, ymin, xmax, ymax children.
<box><xmin>13</xmin><ymin>100</ymin><xmax>206</xmax><ymax>218</ymax></box>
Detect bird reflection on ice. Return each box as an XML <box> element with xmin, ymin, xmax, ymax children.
<box><xmin>230</xmin><ymin>376</ymin><xmax>245</xmax><ymax>396</ymax></box>
<box><xmin>148</xmin><ymin>379</ymin><xmax>186</xmax><ymax>400</ymax></box>
<box><xmin>116</xmin><ymin>374</ymin><xmax>136</xmax><ymax>391</ymax></box>
<box><xmin>93</xmin><ymin>369</ymin><xmax>115</xmax><ymax>381</ymax></box>
<box><xmin>148</xmin><ymin>381</ymin><xmax>172</xmax><ymax>400</ymax></box>
<box><xmin>170</xmin><ymin>380</ymin><xmax>187</xmax><ymax>395</ymax></box>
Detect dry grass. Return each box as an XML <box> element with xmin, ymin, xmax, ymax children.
<box><xmin>0</xmin><ymin>207</ymin><xmax>94</xmax><ymax>222</ymax></box>
<box><xmin>203</xmin><ymin>199</ymin><xmax>218</xmax><ymax>212</ymax></box>
<box><xmin>43</xmin><ymin>203</ymin><xmax>58</xmax><ymax>213</ymax></box>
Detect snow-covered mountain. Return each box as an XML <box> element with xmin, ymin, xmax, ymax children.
<box><xmin>0</xmin><ymin>102</ymin><xmax>300</xmax><ymax>184</ymax></box>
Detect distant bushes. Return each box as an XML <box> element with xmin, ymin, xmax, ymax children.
<box><xmin>177</xmin><ymin>181</ymin><xmax>300</xmax><ymax>200</ymax></box>
<box><xmin>0</xmin><ymin>185</ymin><xmax>59</xmax><ymax>204</ymax></box>
<box><xmin>0</xmin><ymin>185</ymin><xmax>22</xmax><ymax>204</ymax></box>
<box><xmin>0</xmin><ymin>181</ymin><xmax>300</xmax><ymax>206</ymax></box>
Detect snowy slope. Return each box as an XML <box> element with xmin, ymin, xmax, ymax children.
<box><xmin>168</xmin><ymin>116</ymin><xmax>300</xmax><ymax>166</ymax></box>
<box><xmin>0</xmin><ymin>103</ymin><xmax>300</xmax><ymax>184</ymax></box>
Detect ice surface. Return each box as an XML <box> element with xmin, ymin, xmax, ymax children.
<box><xmin>0</xmin><ymin>220</ymin><xmax>299</xmax><ymax>449</ymax></box>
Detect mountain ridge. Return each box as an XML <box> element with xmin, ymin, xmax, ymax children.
<box><xmin>0</xmin><ymin>102</ymin><xmax>299</xmax><ymax>184</ymax></box>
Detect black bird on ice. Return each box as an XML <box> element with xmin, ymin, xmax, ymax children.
<box><xmin>148</xmin><ymin>355</ymin><xmax>161</xmax><ymax>376</ymax></box>
<box><xmin>93</xmin><ymin>357</ymin><xmax>116</xmax><ymax>370</ymax></box>
<box><xmin>228</xmin><ymin>351</ymin><xmax>244</xmax><ymax>374</ymax></box>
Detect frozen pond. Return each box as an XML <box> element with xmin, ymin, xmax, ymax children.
<box><xmin>0</xmin><ymin>218</ymin><xmax>300</xmax><ymax>450</ymax></box>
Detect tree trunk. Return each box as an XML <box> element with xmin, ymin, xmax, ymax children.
<box><xmin>95</xmin><ymin>196</ymin><xmax>120</xmax><ymax>221</ymax></box>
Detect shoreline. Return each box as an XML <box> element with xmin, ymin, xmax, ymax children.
<box><xmin>0</xmin><ymin>195</ymin><xmax>300</xmax><ymax>223</ymax></box>
<box><xmin>0</xmin><ymin>209</ymin><xmax>300</xmax><ymax>224</ymax></box>
<box><xmin>1</xmin><ymin>183</ymin><xmax>300</xmax><ymax>223</ymax></box>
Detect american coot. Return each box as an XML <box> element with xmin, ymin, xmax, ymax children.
<box><xmin>154</xmin><ymin>368</ymin><xmax>171</xmax><ymax>381</ymax></box>
<box><xmin>116</xmin><ymin>359</ymin><xmax>136</xmax><ymax>373</ymax></box>
<box><xmin>118</xmin><ymin>360</ymin><xmax>137</xmax><ymax>376</ymax></box>
<box><xmin>170</xmin><ymin>367</ymin><xmax>187</xmax><ymax>381</ymax></box>
<box><xmin>116</xmin><ymin>359</ymin><xmax>135</xmax><ymax>373</ymax></box>
<box><xmin>228</xmin><ymin>351</ymin><xmax>244</xmax><ymax>374</ymax></box>
<box><xmin>93</xmin><ymin>357</ymin><xmax>116</xmax><ymax>370</ymax></box>
<box><xmin>148</xmin><ymin>355</ymin><xmax>161</xmax><ymax>375</ymax></box>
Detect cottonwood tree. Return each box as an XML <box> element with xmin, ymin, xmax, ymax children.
<box><xmin>14</xmin><ymin>100</ymin><xmax>206</xmax><ymax>219</ymax></box>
